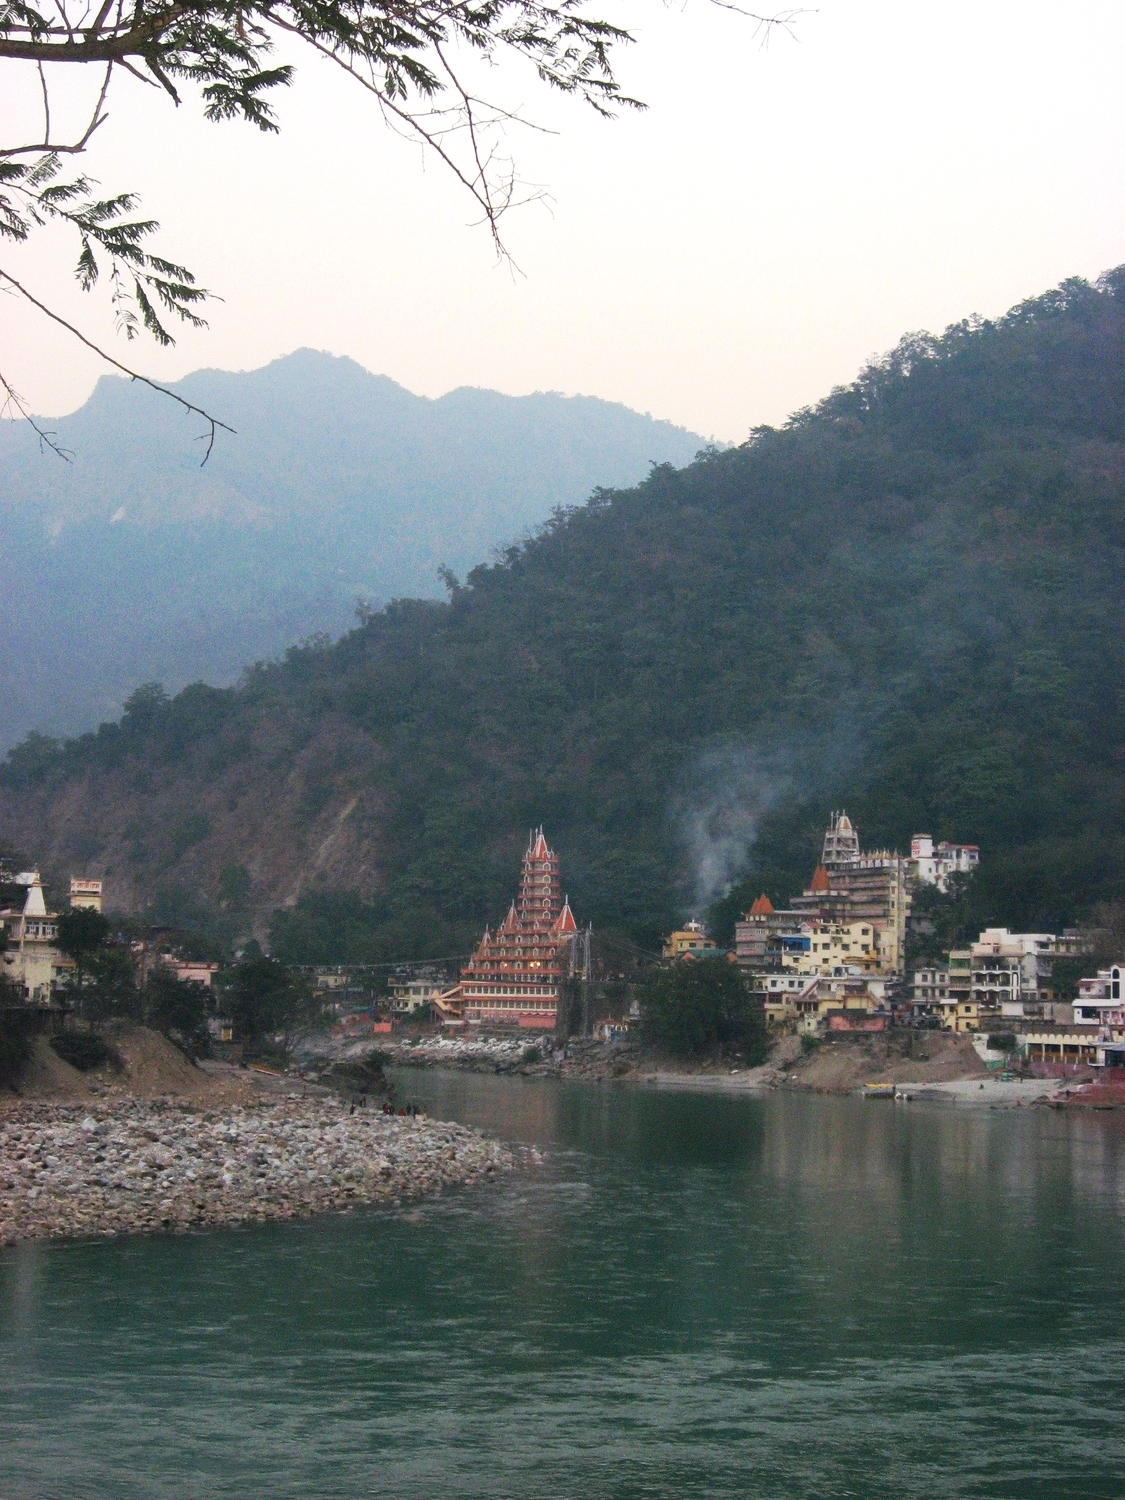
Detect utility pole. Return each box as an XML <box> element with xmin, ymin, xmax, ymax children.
<box><xmin>581</xmin><ymin>924</ymin><xmax>593</xmax><ymax>1037</ymax></box>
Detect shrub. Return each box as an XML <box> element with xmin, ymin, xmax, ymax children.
<box><xmin>50</xmin><ymin>1031</ymin><xmax>123</xmax><ymax>1072</ymax></box>
<box><xmin>986</xmin><ymin>1032</ymin><xmax>1018</xmax><ymax>1053</ymax></box>
<box><xmin>522</xmin><ymin>1044</ymin><xmax>542</xmax><ymax>1063</ymax></box>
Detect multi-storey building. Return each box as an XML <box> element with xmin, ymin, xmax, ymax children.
<box><xmin>971</xmin><ymin>928</ymin><xmax>1056</xmax><ymax>1016</ymax></box>
<box><xmin>433</xmin><ymin>828</ymin><xmax>582</xmax><ymax>1030</ymax></box>
<box><xmin>789</xmin><ymin>813</ymin><xmax>910</xmax><ymax>972</ymax></box>
<box><xmin>733</xmin><ymin>894</ymin><xmax>806</xmax><ymax>969</ymax></box>
<box><xmin>909</xmin><ymin>835</ymin><xmax>979</xmax><ymax>892</ymax></box>
<box><xmin>781</xmin><ymin>921</ymin><xmax>880</xmax><ymax>975</ymax></box>
<box><xmin>0</xmin><ymin>871</ymin><xmax>71</xmax><ymax>1003</ymax></box>
<box><xmin>388</xmin><ymin>970</ymin><xmax>450</xmax><ymax>1015</ymax></box>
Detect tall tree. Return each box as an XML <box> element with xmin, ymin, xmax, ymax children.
<box><xmin>225</xmin><ymin>943</ymin><xmax>318</xmax><ymax>1051</ymax></box>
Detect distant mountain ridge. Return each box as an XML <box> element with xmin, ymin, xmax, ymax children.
<box><xmin>0</xmin><ymin>350</ymin><xmax>706</xmax><ymax>747</ymax></box>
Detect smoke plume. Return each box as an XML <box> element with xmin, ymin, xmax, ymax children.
<box><xmin>675</xmin><ymin>742</ymin><xmax>792</xmax><ymax>914</ymax></box>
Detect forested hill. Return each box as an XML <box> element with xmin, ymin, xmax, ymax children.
<box><xmin>0</xmin><ymin>350</ymin><xmax>703</xmax><ymax>749</ymax></box>
<box><xmin>3</xmin><ymin>269</ymin><xmax>1125</xmax><ymax>960</ymax></box>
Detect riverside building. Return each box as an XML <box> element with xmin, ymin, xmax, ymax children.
<box><xmin>0</xmin><ymin>870</ymin><xmax>71</xmax><ymax>1003</ymax></box>
<box><xmin>433</xmin><ymin>828</ymin><xmax>585</xmax><ymax>1030</ymax></box>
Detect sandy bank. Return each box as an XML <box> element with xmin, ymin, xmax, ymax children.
<box><xmin>378</xmin><ymin>1030</ymin><xmax>993</xmax><ymax>1098</ymax></box>
<box><xmin>8</xmin><ymin>1027</ymin><xmax>263</xmax><ymax>1107</ymax></box>
<box><xmin>889</xmin><ymin>1076</ymin><xmax>1063</xmax><ymax>1107</ymax></box>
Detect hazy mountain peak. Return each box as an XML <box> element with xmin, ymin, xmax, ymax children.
<box><xmin>0</xmin><ymin>353</ymin><xmax>706</xmax><ymax>746</ymax></box>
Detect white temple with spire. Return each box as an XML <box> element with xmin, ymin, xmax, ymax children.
<box><xmin>0</xmin><ymin>870</ymin><xmax>72</xmax><ymax>1003</ymax></box>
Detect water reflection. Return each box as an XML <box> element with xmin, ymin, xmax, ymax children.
<box><xmin>3</xmin><ymin>1076</ymin><xmax>1125</xmax><ymax>1498</ymax></box>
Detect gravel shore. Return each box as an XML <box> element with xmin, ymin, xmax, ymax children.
<box><xmin>0</xmin><ymin>1096</ymin><xmax>513</xmax><ymax>1247</ymax></box>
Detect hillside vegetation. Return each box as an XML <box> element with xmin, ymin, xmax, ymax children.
<box><xmin>3</xmin><ymin>271</ymin><xmax>1125</xmax><ymax>960</ymax></box>
<box><xmin>0</xmin><ymin>350</ymin><xmax>703</xmax><ymax>747</ymax></box>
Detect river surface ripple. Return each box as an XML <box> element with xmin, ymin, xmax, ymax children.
<box><xmin>3</xmin><ymin>1074</ymin><xmax>1125</xmax><ymax>1498</ymax></box>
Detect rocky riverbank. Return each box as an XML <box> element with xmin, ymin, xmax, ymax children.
<box><xmin>0</xmin><ymin>1095</ymin><xmax>514</xmax><ymax>1247</ymax></box>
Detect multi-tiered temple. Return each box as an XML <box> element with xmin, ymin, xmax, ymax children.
<box><xmin>434</xmin><ymin>829</ymin><xmax>580</xmax><ymax>1029</ymax></box>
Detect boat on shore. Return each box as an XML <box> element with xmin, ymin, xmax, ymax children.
<box><xmin>863</xmin><ymin>1082</ymin><xmax>896</xmax><ymax>1099</ymax></box>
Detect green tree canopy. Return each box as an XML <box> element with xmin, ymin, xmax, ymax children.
<box><xmin>56</xmin><ymin>906</ymin><xmax>110</xmax><ymax>961</ymax></box>
<box><xmin>225</xmin><ymin>944</ymin><xmax>316</xmax><ymax>1049</ymax></box>
<box><xmin>638</xmin><ymin>957</ymin><xmax>767</xmax><ymax>1061</ymax></box>
<box><xmin>143</xmin><ymin>965</ymin><xmax>211</xmax><ymax>1058</ymax></box>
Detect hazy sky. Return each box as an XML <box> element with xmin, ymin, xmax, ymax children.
<box><xmin>4</xmin><ymin>1</ymin><xmax>1125</xmax><ymax>439</ymax></box>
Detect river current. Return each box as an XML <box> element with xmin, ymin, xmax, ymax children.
<box><xmin>3</xmin><ymin>1074</ymin><xmax>1125</xmax><ymax>1498</ymax></box>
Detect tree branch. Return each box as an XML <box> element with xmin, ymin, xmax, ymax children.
<box><xmin>0</xmin><ymin>367</ymin><xmax>73</xmax><ymax>458</ymax></box>
<box><xmin>0</xmin><ymin>268</ymin><xmax>234</xmax><ymax>462</ymax></box>
<box><xmin>3</xmin><ymin>60</ymin><xmax>114</xmax><ymax>156</ymax></box>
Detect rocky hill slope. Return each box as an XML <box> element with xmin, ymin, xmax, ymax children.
<box><xmin>3</xmin><ymin>271</ymin><xmax>1124</xmax><ymax>957</ymax></box>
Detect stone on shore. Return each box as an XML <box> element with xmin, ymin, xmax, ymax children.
<box><xmin>0</xmin><ymin>1097</ymin><xmax>512</xmax><ymax>1247</ymax></box>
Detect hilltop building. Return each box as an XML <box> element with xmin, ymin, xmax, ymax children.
<box><xmin>69</xmin><ymin>878</ymin><xmax>103</xmax><ymax>913</ymax></box>
<box><xmin>908</xmin><ymin>835</ymin><xmax>979</xmax><ymax>892</ymax></box>
<box><xmin>433</xmin><ymin>828</ymin><xmax>586</xmax><ymax>1030</ymax></box>
<box><xmin>790</xmin><ymin>813</ymin><xmax>910</xmax><ymax>972</ymax></box>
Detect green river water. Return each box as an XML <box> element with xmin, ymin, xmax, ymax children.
<box><xmin>3</xmin><ymin>1073</ymin><xmax>1125</xmax><ymax>1498</ymax></box>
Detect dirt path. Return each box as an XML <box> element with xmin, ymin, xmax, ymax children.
<box><xmin>778</xmin><ymin>1030</ymin><xmax>987</xmax><ymax>1093</ymax></box>
<box><xmin>4</xmin><ymin>1027</ymin><xmax>274</xmax><ymax>1110</ymax></box>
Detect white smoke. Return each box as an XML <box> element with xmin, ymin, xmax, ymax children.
<box><xmin>675</xmin><ymin>742</ymin><xmax>792</xmax><ymax>914</ymax></box>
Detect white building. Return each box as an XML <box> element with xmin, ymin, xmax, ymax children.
<box><xmin>1074</xmin><ymin>966</ymin><xmax>1125</xmax><ymax>1029</ymax></box>
<box><xmin>0</xmin><ymin>872</ymin><xmax>72</xmax><ymax>1003</ymax></box>
<box><xmin>910</xmin><ymin>835</ymin><xmax>980</xmax><ymax>892</ymax></box>
<box><xmin>970</xmin><ymin>928</ymin><xmax>1054</xmax><ymax>1013</ymax></box>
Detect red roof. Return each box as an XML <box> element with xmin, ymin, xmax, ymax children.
<box><xmin>748</xmin><ymin>893</ymin><xmax>774</xmax><ymax>916</ymax></box>
<box><xmin>553</xmin><ymin>900</ymin><xmax>578</xmax><ymax>935</ymax></box>
<box><xmin>810</xmin><ymin>865</ymin><xmax>830</xmax><ymax>893</ymax></box>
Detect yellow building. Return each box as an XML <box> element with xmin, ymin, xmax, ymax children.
<box><xmin>758</xmin><ymin>973</ymin><xmax>821</xmax><ymax>1028</ymax></box>
<box><xmin>939</xmin><ymin>998</ymin><xmax>1001</xmax><ymax>1034</ymax></box>
<box><xmin>662</xmin><ymin>920</ymin><xmax>716</xmax><ymax>960</ymax></box>
<box><xmin>782</xmin><ymin>922</ymin><xmax>881</xmax><ymax>974</ymax></box>
<box><xmin>759</xmin><ymin>972</ymin><xmax>887</xmax><ymax>1029</ymax></box>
